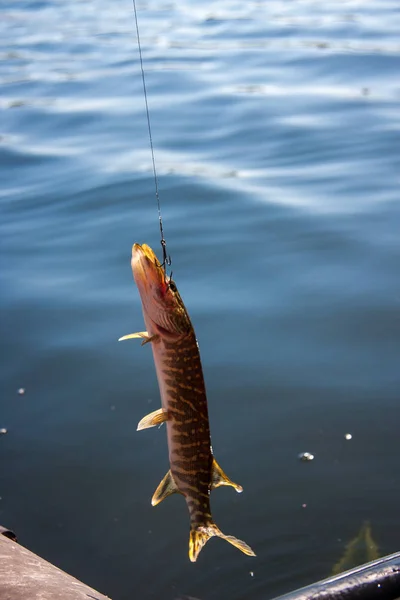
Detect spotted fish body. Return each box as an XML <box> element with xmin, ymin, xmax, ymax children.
<box><xmin>121</xmin><ymin>243</ymin><xmax>255</xmax><ymax>562</ymax></box>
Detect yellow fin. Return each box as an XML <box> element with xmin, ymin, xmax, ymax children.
<box><xmin>118</xmin><ymin>331</ymin><xmax>147</xmax><ymax>341</ymax></box>
<box><xmin>137</xmin><ymin>408</ymin><xmax>168</xmax><ymax>431</ymax></box>
<box><xmin>189</xmin><ymin>524</ymin><xmax>256</xmax><ymax>562</ymax></box>
<box><xmin>211</xmin><ymin>458</ymin><xmax>243</xmax><ymax>493</ymax></box>
<box><xmin>118</xmin><ymin>332</ymin><xmax>159</xmax><ymax>346</ymax></box>
<box><xmin>151</xmin><ymin>470</ymin><xmax>180</xmax><ymax>507</ymax></box>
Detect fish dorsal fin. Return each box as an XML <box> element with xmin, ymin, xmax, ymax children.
<box><xmin>152</xmin><ymin>470</ymin><xmax>180</xmax><ymax>506</ymax></box>
<box><xmin>137</xmin><ymin>408</ymin><xmax>168</xmax><ymax>431</ymax></box>
<box><xmin>211</xmin><ymin>458</ymin><xmax>243</xmax><ymax>493</ymax></box>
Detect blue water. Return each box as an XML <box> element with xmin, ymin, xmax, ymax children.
<box><xmin>1</xmin><ymin>1</ymin><xmax>400</xmax><ymax>599</ymax></box>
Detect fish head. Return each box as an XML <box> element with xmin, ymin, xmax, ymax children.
<box><xmin>131</xmin><ymin>243</ymin><xmax>192</xmax><ymax>337</ymax></box>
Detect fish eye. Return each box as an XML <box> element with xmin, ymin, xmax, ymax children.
<box><xmin>169</xmin><ymin>281</ymin><xmax>177</xmax><ymax>293</ymax></box>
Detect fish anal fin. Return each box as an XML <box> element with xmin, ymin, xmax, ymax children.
<box><xmin>137</xmin><ymin>408</ymin><xmax>168</xmax><ymax>431</ymax></box>
<box><xmin>118</xmin><ymin>331</ymin><xmax>160</xmax><ymax>345</ymax></box>
<box><xmin>211</xmin><ymin>458</ymin><xmax>243</xmax><ymax>493</ymax></box>
<box><xmin>151</xmin><ymin>470</ymin><xmax>180</xmax><ymax>507</ymax></box>
<box><xmin>189</xmin><ymin>524</ymin><xmax>255</xmax><ymax>562</ymax></box>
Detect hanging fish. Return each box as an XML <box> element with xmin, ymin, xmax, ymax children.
<box><xmin>120</xmin><ymin>243</ymin><xmax>255</xmax><ymax>562</ymax></box>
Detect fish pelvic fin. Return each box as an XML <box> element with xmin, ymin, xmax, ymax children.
<box><xmin>188</xmin><ymin>523</ymin><xmax>256</xmax><ymax>563</ymax></box>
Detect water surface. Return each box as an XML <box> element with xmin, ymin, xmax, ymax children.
<box><xmin>1</xmin><ymin>1</ymin><xmax>400</xmax><ymax>599</ymax></box>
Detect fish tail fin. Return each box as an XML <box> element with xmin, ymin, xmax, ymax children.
<box><xmin>188</xmin><ymin>523</ymin><xmax>256</xmax><ymax>562</ymax></box>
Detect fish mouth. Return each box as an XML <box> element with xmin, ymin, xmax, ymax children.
<box><xmin>131</xmin><ymin>243</ymin><xmax>191</xmax><ymax>339</ymax></box>
<box><xmin>131</xmin><ymin>243</ymin><xmax>179</xmax><ymax>337</ymax></box>
<box><xmin>131</xmin><ymin>243</ymin><xmax>165</xmax><ymax>291</ymax></box>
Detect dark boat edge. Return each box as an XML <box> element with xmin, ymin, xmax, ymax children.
<box><xmin>271</xmin><ymin>551</ymin><xmax>400</xmax><ymax>600</ymax></box>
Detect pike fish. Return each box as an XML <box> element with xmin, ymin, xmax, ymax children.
<box><xmin>120</xmin><ymin>243</ymin><xmax>255</xmax><ymax>562</ymax></box>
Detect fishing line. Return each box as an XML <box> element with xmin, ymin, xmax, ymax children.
<box><xmin>131</xmin><ymin>0</ymin><xmax>171</xmax><ymax>271</ymax></box>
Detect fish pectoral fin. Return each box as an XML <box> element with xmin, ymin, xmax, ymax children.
<box><xmin>151</xmin><ymin>470</ymin><xmax>180</xmax><ymax>506</ymax></box>
<box><xmin>118</xmin><ymin>331</ymin><xmax>160</xmax><ymax>346</ymax></box>
<box><xmin>118</xmin><ymin>331</ymin><xmax>148</xmax><ymax>341</ymax></box>
<box><xmin>137</xmin><ymin>408</ymin><xmax>168</xmax><ymax>431</ymax></box>
<box><xmin>211</xmin><ymin>458</ymin><xmax>243</xmax><ymax>493</ymax></box>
